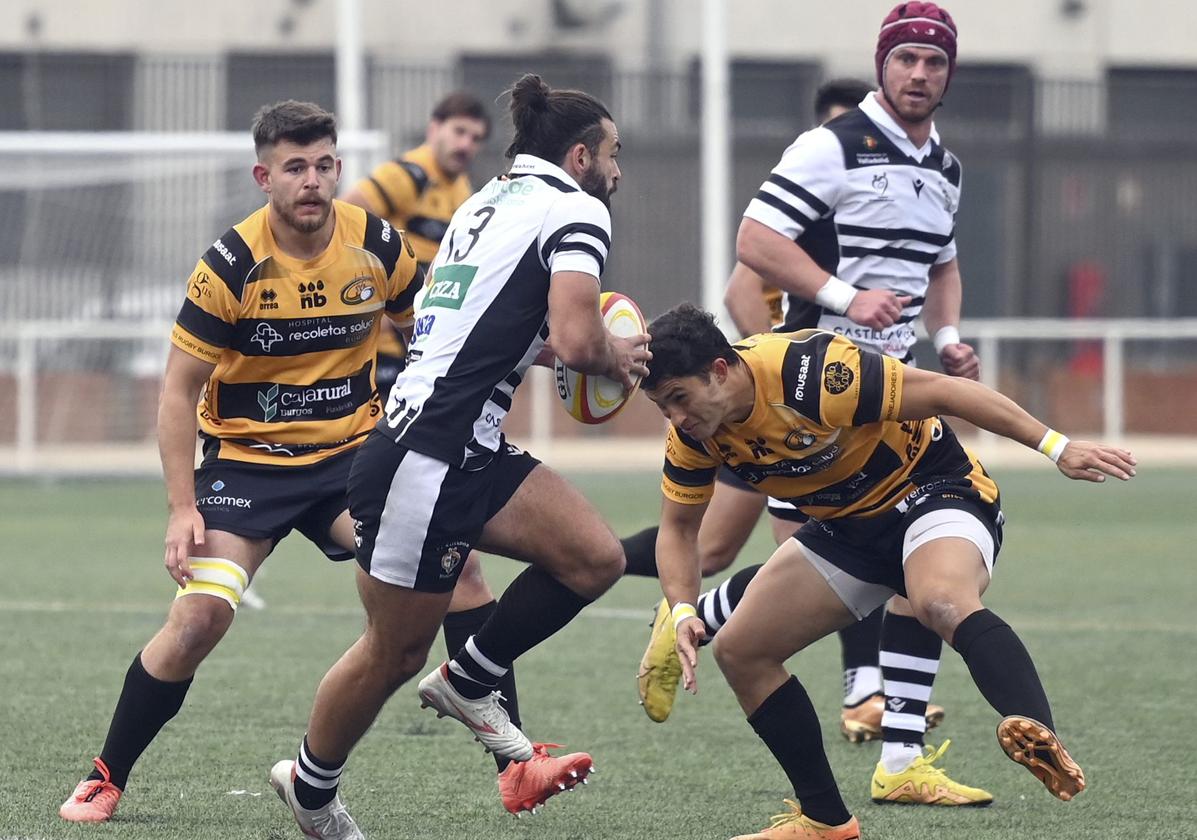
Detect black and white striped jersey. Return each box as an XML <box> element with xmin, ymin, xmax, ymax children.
<box><xmin>746</xmin><ymin>94</ymin><xmax>961</xmax><ymax>360</ymax></box>
<box><xmin>378</xmin><ymin>154</ymin><xmax>611</xmax><ymax>469</ymax></box>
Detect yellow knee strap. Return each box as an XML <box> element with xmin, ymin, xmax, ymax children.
<box><xmin>175</xmin><ymin>557</ymin><xmax>249</xmax><ymax>611</ymax></box>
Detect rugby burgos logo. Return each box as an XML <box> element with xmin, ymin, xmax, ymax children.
<box><xmin>252</xmin><ymin>323</ymin><xmax>284</xmax><ymax>352</ymax></box>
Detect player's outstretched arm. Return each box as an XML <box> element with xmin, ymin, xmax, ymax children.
<box><xmin>897</xmin><ymin>366</ymin><xmax>1137</xmax><ymax>482</ymax></box>
<box><xmin>657</xmin><ymin>497</ymin><xmax>709</xmax><ymax>694</ymax></box>
<box><xmin>158</xmin><ymin>346</ymin><xmax>217</xmax><ymax>586</ymax></box>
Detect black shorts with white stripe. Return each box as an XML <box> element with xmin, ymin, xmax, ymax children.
<box><xmin>348</xmin><ymin>430</ymin><xmax>540</xmax><ymax>592</ymax></box>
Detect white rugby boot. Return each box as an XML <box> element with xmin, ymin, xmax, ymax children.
<box><xmin>269</xmin><ymin>759</ymin><xmax>364</xmax><ymax>840</ymax></box>
<box><xmin>417</xmin><ymin>662</ymin><xmax>534</xmax><ymax>761</ymax></box>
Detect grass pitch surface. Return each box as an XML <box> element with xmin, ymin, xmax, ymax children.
<box><xmin>1</xmin><ymin>468</ymin><xmax>1194</xmax><ymax>839</ymax></box>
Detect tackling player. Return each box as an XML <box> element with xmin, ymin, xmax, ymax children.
<box><xmin>637</xmin><ymin>3</ymin><xmax>993</xmax><ymax>806</ymax></box>
<box><xmin>645</xmin><ymin>304</ymin><xmax>1134</xmax><ymax>839</ymax></box>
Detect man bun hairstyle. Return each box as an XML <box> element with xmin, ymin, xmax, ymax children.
<box><xmin>643</xmin><ymin>303</ymin><xmax>739</xmax><ymax>391</ymax></box>
<box><xmin>504</xmin><ymin>73</ymin><xmax>612</xmax><ymax>163</ymax></box>
<box><xmin>432</xmin><ymin>90</ymin><xmax>492</xmax><ymax>139</ymax></box>
<box><xmin>252</xmin><ymin>100</ymin><xmax>337</xmax><ymax>158</ymax></box>
<box><xmin>875</xmin><ymin>2</ymin><xmax>958</xmax><ymax>91</ymax></box>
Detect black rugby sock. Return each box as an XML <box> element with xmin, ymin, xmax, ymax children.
<box><xmin>449</xmin><ymin>566</ymin><xmax>592</xmax><ymax>697</ymax></box>
<box><xmin>747</xmin><ymin>676</ymin><xmax>852</xmax><ymax>827</ymax></box>
<box><xmin>443</xmin><ymin>601</ymin><xmax>521</xmax><ymax>772</ymax></box>
<box><xmin>952</xmin><ymin>608</ymin><xmax>1054</xmax><ymax>730</ymax></box>
<box><xmin>88</xmin><ymin>653</ymin><xmax>193</xmax><ymax>790</ymax></box>
<box><xmin>620</xmin><ymin>526</ymin><xmax>659</xmax><ymax>577</ymax></box>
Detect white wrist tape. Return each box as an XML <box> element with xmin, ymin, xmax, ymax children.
<box><xmin>814</xmin><ymin>276</ymin><xmax>858</xmax><ymax>315</ymax></box>
<box><xmin>1037</xmin><ymin>429</ymin><xmax>1070</xmax><ymax>463</ymax></box>
<box><xmin>933</xmin><ymin>325</ymin><xmax>962</xmax><ymax>355</ymax></box>
<box><xmin>671</xmin><ymin>602</ymin><xmax>698</xmax><ymax>630</ymax></box>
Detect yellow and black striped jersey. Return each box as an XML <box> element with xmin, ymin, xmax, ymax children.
<box><xmin>171</xmin><ymin>200</ymin><xmax>421</xmax><ymax>466</ymax></box>
<box><xmin>354</xmin><ymin>144</ymin><xmax>472</xmax><ymax>265</ymax></box>
<box><xmin>353</xmin><ymin>144</ymin><xmax>471</xmax><ymax>358</ymax></box>
<box><xmin>662</xmin><ymin>330</ymin><xmax>998</xmax><ymax>521</ymax></box>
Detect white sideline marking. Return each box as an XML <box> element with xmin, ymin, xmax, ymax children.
<box><xmin>0</xmin><ymin>599</ymin><xmax>1191</xmax><ymax>635</ymax></box>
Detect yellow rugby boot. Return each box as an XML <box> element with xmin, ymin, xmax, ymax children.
<box><xmin>997</xmin><ymin>716</ymin><xmax>1086</xmax><ymax>801</ymax></box>
<box><xmin>730</xmin><ymin>800</ymin><xmax>861</xmax><ymax>840</ymax></box>
<box><xmin>870</xmin><ymin>740</ymin><xmax>993</xmax><ymax>806</ymax></box>
<box><xmin>636</xmin><ymin>598</ymin><xmax>683</xmax><ymax>722</ymax></box>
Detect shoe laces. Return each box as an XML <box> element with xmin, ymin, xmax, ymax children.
<box><xmin>766</xmin><ymin>799</ymin><xmax>810</xmax><ymax>829</ymax></box>
<box><xmin>911</xmin><ymin>739</ymin><xmax>953</xmax><ymax>777</ymax></box>
<box><xmin>475</xmin><ymin>690</ymin><xmax>517</xmax><ymax>730</ymax></box>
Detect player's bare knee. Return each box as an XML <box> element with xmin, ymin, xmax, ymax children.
<box><xmin>712</xmin><ymin>631</ymin><xmax>757</xmax><ymax>683</ymax></box>
<box><xmin>568</xmin><ymin>536</ymin><xmax>624</xmax><ymax>597</ymax></box>
<box><xmin>910</xmin><ymin>591</ymin><xmax>970</xmax><ymax>641</ymax></box>
<box><xmin>166</xmin><ymin>600</ymin><xmax>233</xmax><ymax>654</ymax></box>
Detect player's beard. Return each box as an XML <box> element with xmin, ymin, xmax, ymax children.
<box><xmin>280</xmin><ymin>197</ymin><xmax>332</xmax><ymax>234</ymax></box>
<box><xmin>578</xmin><ymin>163</ymin><xmax>614</xmax><ymax>208</ymax></box>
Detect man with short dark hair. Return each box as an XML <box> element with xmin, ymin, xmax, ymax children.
<box><xmin>58</xmin><ymin>99</ymin><xmax>422</xmax><ymax>823</ymax></box>
<box><xmin>342</xmin><ymin>90</ymin><xmax>491</xmax><ymax>396</ymax></box>
<box><xmin>644</xmin><ymin>302</ymin><xmax>1133</xmax><ymax>839</ymax></box>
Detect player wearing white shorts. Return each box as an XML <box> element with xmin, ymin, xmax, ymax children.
<box><xmin>270</xmin><ymin>74</ymin><xmax>651</xmax><ymax>839</ymax></box>
<box><xmin>644</xmin><ymin>303</ymin><xmax>1134</xmax><ymax>839</ymax></box>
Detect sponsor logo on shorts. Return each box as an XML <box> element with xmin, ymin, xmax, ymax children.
<box><xmin>196</xmin><ymin>493</ymin><xmax>252</xmax><ymax>509</ymax></box>
<box><xmin>211</xmin><ymin>480</ymin><xmax>225</xmax><ymax>491</ymax></box>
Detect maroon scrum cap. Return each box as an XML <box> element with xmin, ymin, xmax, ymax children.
<box><xmin>875</xmin><ymin>2</ymin><xmax>958</xmax><ymax>89</ymax></box>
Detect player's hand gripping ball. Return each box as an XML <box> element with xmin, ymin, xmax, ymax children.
<box><xmin>554</xmin><ymin>291</ymin><xmax>646</xmax><ymax>424</ymax></box>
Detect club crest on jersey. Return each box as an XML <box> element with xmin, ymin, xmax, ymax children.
<box><xmin>340</xmin><ymin>275</ymin><xmax>377</xmax><ymax>305</ymax></box>
<box><xmin>824</xmin><ymin>361</ymin><xmax>855</xmax><ymax>395</ymax></box>
<box><xmin>785</xmin><ymin>429</ymin><xmax>818</xmax><ymax>451</ymax></box>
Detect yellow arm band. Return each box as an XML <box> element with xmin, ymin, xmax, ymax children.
<box><xmin>175</xmin><ymin>557</ymin><xmax>249</xmax><ymax>611</ymax></box>
<box><xmin>671</xmin><ymin>602</ymin><xmax>699</xmax><ymax>631</ymax></box>
<box><xmin>1037</xmin><ymin>429</ymin><xmax>1070</xmax><ymax>463</ymax></box>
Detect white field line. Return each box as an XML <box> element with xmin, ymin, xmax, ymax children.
<box><xmin>0</xmin><ymin>600</ymin><xmax>1192</xmax><ymax>636</ymax></box>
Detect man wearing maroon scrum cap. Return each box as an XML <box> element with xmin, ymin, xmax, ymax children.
<box><xmin>662</xmin><ymin>4</ymin><xmax>1086</xmax><ymax>839</ymax></box>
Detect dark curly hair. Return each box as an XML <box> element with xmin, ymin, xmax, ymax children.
<box><xmin>643</xmin><ymin>303</ymin><xmax>740</xmax><ymax>390</ymax></box>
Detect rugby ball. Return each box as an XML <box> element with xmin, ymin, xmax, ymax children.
<box><xmin>554</xmin><ymin>291</ymin><xmax>646</xmax><ymax>425</ymax></box>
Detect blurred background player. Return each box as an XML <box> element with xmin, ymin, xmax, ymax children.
<box><xmin>342</xmin><ymin>90</ymin><xmax>491</xmax><ymax>397</ymax></box>
<box><xmin>58</xmin><ymin>100</ymin><xmax>423</xmax><ymax>823</ymax></box>
<box><xmin>637</xmin><ymin>3</ymin><xmax>995</xmax><ymax>808</ymax></box>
